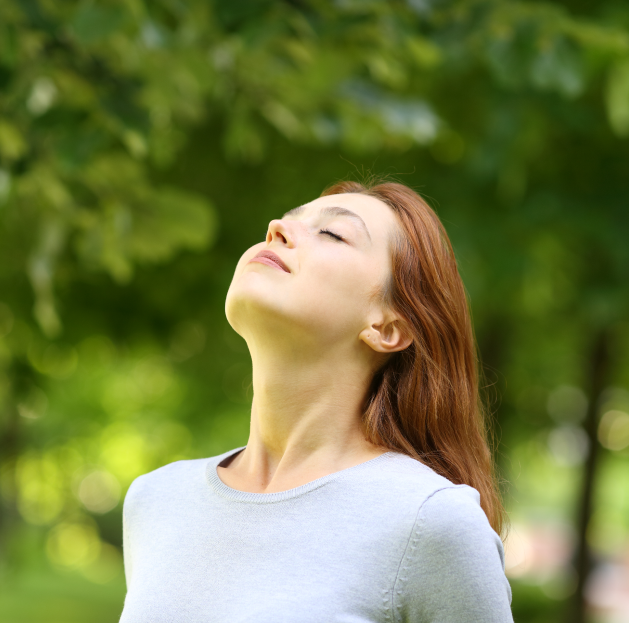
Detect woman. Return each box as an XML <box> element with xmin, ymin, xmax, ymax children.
<box><xmin>120</xmin><ymin>180</ymin><xmax>514</xmax><ymax>622</ymax></box>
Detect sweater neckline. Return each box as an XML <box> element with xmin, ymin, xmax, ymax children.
<box><xmin>206</xmin><ymin>446</ymin><xmax>395</xmax><ymax>504</ymax></box>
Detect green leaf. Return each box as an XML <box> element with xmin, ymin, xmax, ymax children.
<box><xmin>606</xmin><ymin>58</ymin><xmax>629</xmax><ymax>137</ymax></box>
<box><xmin>27</xmin><ymin>218</ymin><xmax>68</xmax><ymax>337</ymax></box>
<box><xmin>128</xmin><ymin>187</ymin><xmax>216</xmax><ymax>263</ymax></box>
<box><xmin>70</xmin><ymin>3</ymin><xmax>127</xmax><ymax>44</ymax></box>
<box><xmin>530</xmin><ymin>37</ymin><xmax>584</xmax><ymax>98</ymax></box>
<box><xmin>0</xmin><ymin>121</ymin><xmax>27</xmax><ymax>161</ymax></box>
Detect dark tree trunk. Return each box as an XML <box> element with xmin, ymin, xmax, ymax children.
<box><xmin>567</xmin><ymin>328</ymin><xmax>611</xmax><ymax>623</ymax></box>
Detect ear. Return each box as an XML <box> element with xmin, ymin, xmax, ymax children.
<box><xmin>359</xmin><ymin>316</ymin><xmax>413</xmax><ymax>354</ymax></box>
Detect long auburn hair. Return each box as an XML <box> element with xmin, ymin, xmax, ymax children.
<box><xmin>321</xmin><ymin>180</ymin><xmax>506</xmax><ymax>537</ymax></box>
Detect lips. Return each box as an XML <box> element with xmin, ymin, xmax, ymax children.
<box><xmin>249</xmin><ymin>250</ymin><xmax>291</xmax><ymax>273</ymax></box>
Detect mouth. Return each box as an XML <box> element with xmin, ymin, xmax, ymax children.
<box><xmin>248</xmin><ymin>250</ymin><xmax>291</xmax><ymax>273</ymax></box>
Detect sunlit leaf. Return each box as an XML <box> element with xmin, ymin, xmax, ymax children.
<box><xmin>606</xmin><ymin>58</ymin><xmax>629</xmax><ymax>137</ymax></box>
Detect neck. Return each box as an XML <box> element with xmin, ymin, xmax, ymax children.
<box><xmin>224</xmin><ymin>333</ymin><xmax>385</xmax><ymax>492</ymax></box>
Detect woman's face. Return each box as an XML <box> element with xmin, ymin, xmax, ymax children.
<box><xmin>225</xmin><ymin>192</ymin><xmax>399</xmax><ymax>349</ymax></box>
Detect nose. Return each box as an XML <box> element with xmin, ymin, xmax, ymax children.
<box><xmin>266</xmin><ymin>219</ymin><xmax>294</xmax><ymax>248</ymax></box>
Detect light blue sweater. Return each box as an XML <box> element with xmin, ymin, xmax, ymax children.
<box><xmin>120</xmin><ymin>447</ymin><xmax>513</xmax><ymax>622</ymax></box>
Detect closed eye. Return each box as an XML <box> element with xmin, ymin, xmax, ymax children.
<box><xmin>319</xmin><ymin>228</ymin><xmax>345</xmax><ymax>242</ymax></box>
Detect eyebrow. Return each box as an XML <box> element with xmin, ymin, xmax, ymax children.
<box><xmin>282</xmin><ymin>205</ymin><xmax>372</xmax><ymax>242</ymax></box>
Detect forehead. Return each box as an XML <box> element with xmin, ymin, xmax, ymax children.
<box><xmin>301</xmin><ymin>192</ymin><xmax>389</xmax><ymax>216</ymax></box>
<box><xmin>292</xmin><ymin>193</ymin><xmax>398</xmax><ymax>240</ymax></box>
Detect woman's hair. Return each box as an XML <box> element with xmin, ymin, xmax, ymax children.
<box><xmin>321</xmin><ymin>180</ymin><xmax>506</xmax><ymax>537</ymax></box>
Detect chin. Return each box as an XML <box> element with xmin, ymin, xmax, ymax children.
<box><xmin>225</xmin><ymin>274</ymin><xmax>293</xmax><ymax>337</ymax></box>
<box><xmin>227</xmin><ymin>292</ymin><xmax>356</xmax><ymax>356</ymax></box>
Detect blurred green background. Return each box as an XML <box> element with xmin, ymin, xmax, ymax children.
<box><xmin>1</xmin><ymin>1</ymin><xmax>628</xmax><ymax>622</ymax></box>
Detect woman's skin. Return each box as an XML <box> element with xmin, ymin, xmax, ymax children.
<box><xmin>219</xmin><ymin>193</ymin><xmax>412</xmax><ymax>494</ymax></box>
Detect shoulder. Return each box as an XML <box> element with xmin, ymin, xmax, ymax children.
<box><xmin>358</xmin><ymin>452</ymin><xmax>471</xmax><ymax>512</ymax></box>
<box><xmin>420</xmin><ymin>484</ymin><xmax>485</xmax><ymax>526</ymax></box>
<box><xmin>367</xmin><ymin>454</ymin><xmax>507</xmax><ymax>575</ymax></box>
<box><xmin>415</xmin><ymin>485</ymin><xmax>502</xmax><ymax>557</ymax></box>
<box><xmin>123</xmin><ymin>447</ymin><xmax>239</xmax><ymax>512</ymax></box>
<box><xmin>374</xmin><ymin>452</ymin><xmax>456</xmax><ymax>488</ymax></box>
<box><xmin>126</xmin><ymin>457</ymin><xmax>203</xmax><ymax>493</ymax></box>
<box><xmin>122</xmin><ymin>458</ymin><xmax>203</xmax><ymax>518</ymax></box>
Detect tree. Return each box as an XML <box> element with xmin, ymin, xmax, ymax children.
<box><xmin>1</xmin><ymin>1</ymin><xmax>628</xmax><ymax>620</ymax></box>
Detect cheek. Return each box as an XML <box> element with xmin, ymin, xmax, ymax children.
<box><xmin>296</xmin><ymin>257</ymin><xmax>380</xmax><ymax>321</ymax></box>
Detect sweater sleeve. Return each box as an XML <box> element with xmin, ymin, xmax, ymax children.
<box><xmin>393</xmin><ymin>485</ymin><xmax>513</xmax><ymax>623</ymax></box>
<box><xmin>122</xmin><ymin>474</ymin><xmax>145</xmax><ymax>592</ymax></box>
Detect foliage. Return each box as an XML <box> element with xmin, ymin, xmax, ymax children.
<box><xmin>1</xmin><ymin>1</ymin><xmax>629</xmax><ymax>621</ymax></box>
<box><xmin>2</xmin><ymin>0</ymin><xmax>629</xmax><ymax>327</ymax></box>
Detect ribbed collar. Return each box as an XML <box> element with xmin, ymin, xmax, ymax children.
<box><xmin>206</xmin><ymin>446</ymin><xmax>395</xmax><ymax>504</ymax></box>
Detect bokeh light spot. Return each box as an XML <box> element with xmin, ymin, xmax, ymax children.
<box><xmin>598</xmin><ymin>410</ymin><xmax>629</xmax><ymax>451</ymax></box>
<box><xmin>78</xmin><ymin>470</ymin><xmax>121</xmax><ymax>514</ymax></box>
<box><xmin>46</xmin><ymin>522</ymin><xmax>100</xmax><ymax>568</ymax></box>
